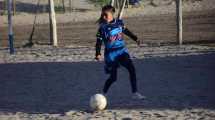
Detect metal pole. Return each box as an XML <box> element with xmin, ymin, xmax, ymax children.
<box><xmin>4</xmin><ymin>0</ymin><xmax>7</xmax><ymax>15</ymax></box>
<box><xmin>13</xmin><ymin>0</ymin><xmax>15</xmax><ymax>15</ymax></box>
<box><xmin>111</xmin><ymin>0</ymin><xmax>115</xmax><ymax>6</ymax></box>
<box><xmin>126</xmin><ymin>0</ymin><xmax>129</xmax><ymax>8</ymax></box>
<box><xmin>176</xmin><ymin>0</ymin><xmax>183</xmax><ymax>45</ymax></box>
<box><xmin>118</xmin><ymin>0</ymin><xmax>126</xmax><ymax>19</ymax></box>
<box><xmin>62</xmin><ymin>0</ymin><xmax>65</xmax><ymax>13</ymax></box>
<box><xmin>7</xmin><ymin>0</ymin><xmax>15</xmax><ymax>54</ymax></box>
<box><xmin>72</xmin><ymin>0</ymin><xmax>75</xmax><ymax>11</ymax></box>
<box><xmin>116</xmin><ymin>0</ymin><xmax>119</xmax><ymax>8</ymax></box>
<box><xmin>69</xmin><ymin>0</ymin><xmax>72</xmax><ymax>12</ymax></box>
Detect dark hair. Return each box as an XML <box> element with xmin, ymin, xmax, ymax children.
<box><xmin>97</xmin><ymin>5</ymin><xmax>115</xmax><ymax>24</ymax></box>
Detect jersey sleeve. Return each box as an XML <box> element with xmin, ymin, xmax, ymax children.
<box><xmin>117</xmin><ymin>19</ymin><xmax>125</xmax><ymax>28</ymax></box>
<box><xmin>118</xmin><ymin>19</ymin><xmax>138</xmax><ymax>42</ymax></box>
<box><xmin>95</xmin><ymin>27</ymin><xmax>103</xmax><ymax>56</ymax></box>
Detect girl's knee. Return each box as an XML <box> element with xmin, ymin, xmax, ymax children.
<box><xmin>109</xmin><ymin>70</ymin><xmax>117</xmax><ymax>82</ymax></box>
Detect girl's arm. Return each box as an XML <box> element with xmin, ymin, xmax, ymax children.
<box><xmin>119</xmin><ymin>19</ymin><xmax>140</xmax><ymax>45</ymax></box>
<box><xmin>95</xmin><ymin>39</ymin><xmax>102</xmax><ymax>56</ymax></box>
<box><xmin>95</xmin><ymin>28</ymin><xmax>103</xmax><ymax>58</ymax></box>
<box><xmin>123</xmin><ymin>27</ymin><xmax>138</xmax><ymax>42</ymax></box>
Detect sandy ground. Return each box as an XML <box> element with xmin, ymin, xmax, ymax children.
<box><xmin>0</xmin><ymin>45</ymin><xmax>215</xmax><ymax>119</ymax></box>
<box><xmin>0</xmin><ymin>0</ymin><xmax>215</xmax><ymax>119</ymax></box>
<box><xmin>1</xmin><ymin>44</ymin><xmax>215</xmax><ymax>63</ymax></box>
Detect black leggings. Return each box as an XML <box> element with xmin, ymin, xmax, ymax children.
<box><xmin>103</xmin><ymin>53</ymin><xmax>137</xmax><ymax>93</ymax></box>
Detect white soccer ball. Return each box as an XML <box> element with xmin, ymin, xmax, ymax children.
<box><xmin>90</xmin><ymin>94</ymin><xmax>107</xmax><ymax>110</ymax></box>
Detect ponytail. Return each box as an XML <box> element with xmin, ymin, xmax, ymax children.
<box><xmin>96</xmin><ymin>13</ymin><xmax>105</xmax><ymax>24</ymax></box>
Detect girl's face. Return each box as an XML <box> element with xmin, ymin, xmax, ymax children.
<box><xmin>103</xmin><ymin>11</ymin><xmax>114</xmax><ymax>23</ymax></box>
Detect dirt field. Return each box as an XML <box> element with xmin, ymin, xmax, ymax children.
<box><xmin>0</xmin><ymin>47</ymin><xmax>215</xmax><ymax>119</ymax></box>
<box><xmin>0</xmin><ymin>1</ymin><xmax>215</xmax><ymax>119</ymax></box>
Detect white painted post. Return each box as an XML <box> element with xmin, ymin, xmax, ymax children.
<box><xmin>49</xmin><ymin>0</ymin><xmax>58</xmax><ymax>46</ymax></box>
<box><xmin>111</xmin><ymin>0</ymin><xmax>115</xmax><ymax>6</ymax></box>
<box><xmin>118</xmin><ymin>0</ymin><xmax>126</xmax><ymax>19</ymax></box>
<box><xmin>177</xmin><ymin>0</ymin><xmax>183</xmax><ymax>45</ymax></box>
<box><xmin>7</xmin><ymin>0</ymin><xmax>15</xmax><ymax>54</ymax></box>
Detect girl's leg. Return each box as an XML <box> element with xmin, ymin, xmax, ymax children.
<box><xmin>103</xmin><ymin>63</ymin><xmax>118</xmax><ymax>94</ymax></box>
<box><xmin>119</xmin><ymin>53</ymin><xmax>137</xmax><ymax>93</ymax></box>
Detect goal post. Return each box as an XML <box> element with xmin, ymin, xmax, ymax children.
<box><xmin>49</xmin><ymin>0</ymin><xmax>58</xmax><ymax>46</ymax></box>
<box><xmin>7</xmin><ymin>0</ymin><xmax>15</xmax><ymax>54</ymax></box>
<box><xmin>176</xmin><ymin>0</ymin><xmax>183</xmax><ymax>45</ymax></box>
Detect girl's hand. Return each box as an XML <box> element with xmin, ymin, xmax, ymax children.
<box><xmin>95</xmin><ymin>55</ymin><xmax>102</xmax><ymax>61</ymax></box>
<box><xmin>136</xmin><ymin>39</ymin><xmax>141</xmax><ymax>46</ymax></box>
<box><xmin>133</xmin><ymin>35</ymin><xmax>140</xmax><ymax>46</ymax></box>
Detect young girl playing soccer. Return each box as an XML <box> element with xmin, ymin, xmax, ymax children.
<box><xmin>95</xmin><ymin>5</ymin><xmax>145</xmax><ymax>99</ymax></box>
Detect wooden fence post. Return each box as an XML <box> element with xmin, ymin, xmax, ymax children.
<box><xmin>49</xmin><ymin>0</ymin><xmax>58</xmax><ymax>46</ymax></box>
<box><xmin>176</xmin><ymin>0</ymin><xmax>183</xmax><ymax>45</ymax></box>
<box><xmin>7</xmin><ymin>0</ymin><xmax>15</xmax><ymax>54</ymax></box>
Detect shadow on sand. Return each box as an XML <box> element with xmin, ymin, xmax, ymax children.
<box><xmin>0</xmin><ymin>53</ymin><xmax>215</xmax><ymax>114</ymax></box>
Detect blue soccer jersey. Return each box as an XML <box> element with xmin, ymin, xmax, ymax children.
<box><xmin>96</xmin><ymin>19</ymin><xmax>138</xmax><ymax>63</ymax></box>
